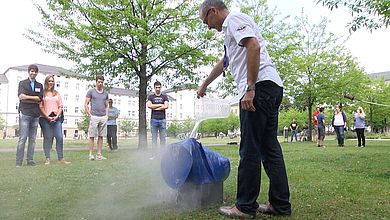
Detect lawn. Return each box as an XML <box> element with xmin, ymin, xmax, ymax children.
<box><xmin>0</xmin><ymin>138</ymin><xmax>389</xmax><ymax>219</ymax></box>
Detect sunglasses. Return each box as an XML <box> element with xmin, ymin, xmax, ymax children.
<box><xmin>203</xmin><ymin>8</ymin><xmax>212</xmax><ymax>25</ymax></box>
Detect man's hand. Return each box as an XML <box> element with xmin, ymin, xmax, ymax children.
<box><xmin>241</xmin><ymin>90</ymin><xmax>256</xmax><ymax>112</ymax></box>
<box><xmin>197</xmin><ymin>85</ymin><xmax>207</xmax><ymax>98</ymax></box>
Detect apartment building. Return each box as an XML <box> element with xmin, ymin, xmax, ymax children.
<box><xmin>0</xmin><ymin>64</ymin><xmax>199</xmax><ymax>138</ymax></box>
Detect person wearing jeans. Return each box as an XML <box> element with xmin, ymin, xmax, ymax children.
<box><xmin>147</xmin><ymin>81</ymin><xmax>169</xmax><ymax>147</ymax></box>
<box><xmin>39</xmin><ymin>75</ymin><xmax>70</xmax><ymax>165</ymax></box>
<box><xmin>16</xmin><ymin>64</ymin><xmax>44</xmax><ymax>167</ymax></box>
<box><xmin>332</xmin><ymin>104</ymin><xmax>347</xmax><ymax>147</ymax></box>
<box><xmin>106</xmin><ymin>99</ymin><xmax>119</xmax><ymax>150</ymax></box>
<box><xmin>353</xmin><ymin>106</ymin><xmax>366</xmax><ymax>147</ymax></box>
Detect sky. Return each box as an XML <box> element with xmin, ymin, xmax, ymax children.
<box><xmin>0</xmin><ymin>0</ymin><xmax>389</xmax><ymax>74</ymax></box>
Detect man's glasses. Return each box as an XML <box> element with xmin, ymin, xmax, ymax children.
<box><xmin>203</xmin><ymin>8</ymin><xmax>212</xmax><ymax>25</ymax></box>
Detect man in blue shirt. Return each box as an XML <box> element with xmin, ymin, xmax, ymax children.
<box><xmin>107</xmin><ymin>99</ymin><xmax>119</xmax><ymax>150</ymax></box>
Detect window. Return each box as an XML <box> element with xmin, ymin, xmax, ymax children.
<box><xmin>179</xmin><ymin>94</ymin><xmax>182</xmax><ymax>100</ymax></box>
<box><xmin>56</xmin><ymin>80</ymin><xmax>61</xmax><ymax>88</ymax></box>
<box><xmin>15</xmin><ymin>116</ymin><xmax>19</xmax><ymax>124</ymax></box>
<box><xmin>76</xmin><ymin>83</ymin><xmax>80</xmax><ymax>90</ymax></box>
<box><xmin>179</xmin><ymin>104</ymin><xmax>182</xmax><ymax>110</ymax></box>
<box><xmin>63</xmin><ymin>106</ymin><xmax>68</xmax><ymax>113</ymax></box>
<box><xmin>75</xmin><ymin>107</ymin><xmax>79</xmax><ymax>113</ymax></box>
<box><xmin>118</xmin><ymin>99</ymin><xmax>121</xmax><ymax>105</ymax></box>
<box><xmin>65</xmin><ymin>82</ymin><xmax>69</xmax><ymax>88</ymax></box>
<box><xmin>75</xmin><ymin>119</ymin><xmax>79</xmax><ymax>124</ymax></box>
<box><xmin>15</xmin><ymin>103</ymin><xmax>18</xmax><ymax>110</ymax></box>
<box><xmin>131</xmin><ymin>111</ymin><xmax>135</xmax><ymax>117</ymax></box>
<box><xmin>63</xmin><ymin>119</ymin><xmax>67</xmax><ymax>124</ymax></box>
<box><xmin>128</xmin><ymin>100</ymin><xmax>131</xmax><ymax>106</ymax></box>
<box><xmin>75</xmin><ymin>95</ymin><xmax>79</xmax><ymax>101</ymax></box>
<box><xmin>64</xmin><ymin>94</ymin><xmax>68</xmax><ymax>101</ymax></box>
<box><xmin>128</xmin><ymin>111</ymin><xmax>131</xmax><ymax>116</ymax></box>
<box><xmin>180</xmin><ymin>113</ymin><xmax>183</xmax><ymax>119</ymax></box>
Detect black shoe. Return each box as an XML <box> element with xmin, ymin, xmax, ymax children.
<box><xmin>27</xmin><ymin>161</ymin><xmax>37</xmax><ymax>166</ymax></box>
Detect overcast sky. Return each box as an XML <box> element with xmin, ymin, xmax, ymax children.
<box><xmin>1</xmin><ymin>0</ymin><xmax>389</xmax><ymax>74</ymax></box>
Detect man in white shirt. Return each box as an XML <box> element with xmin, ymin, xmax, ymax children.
<box><xmin>198</xmin><ymin>0</ymin><xmax>291</xmax><ymax>218</ymax></box>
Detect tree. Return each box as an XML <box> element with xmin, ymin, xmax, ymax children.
<box><xmin>77</xmin><ymin>110</ymin><xmax>90</xmax><ymax>135</ymax></box>
<box><xmin>119</xmin><ymin>118</ymin><xmax>137</xmax><ymax>138</ymax></box>
<box><xmin>26</xmin><ymin>0</ymin><xmax>218</xmax><ymax>148</ymax></box>
<box><xmin>0</xmin><ymin>114</ymin><xmax>5</xmax><ymax>131</ymax></box>
<box><xmin>316</xmin><ymin>0</ymin><xmax>390</xmax><ymax>31</ymax></box>
<box><xmin>283</xmin><ymin>14</ymin><xmax>370</xmax><ymax>141</ymax></box>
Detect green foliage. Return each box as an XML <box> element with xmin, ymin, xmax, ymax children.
<box><xmin>317</xmin><ymin>0</ymin><xmax>390</xmax><ymax>31</ymax></box>
<box><xmin>279</xmin><ymin>108</ymin><xmax>308</xmax><ymax>131</ymax></box>
<box><xmin>166</xmin><ymin>118</ymin><xmax>195</xmax><ymax>137</ymax></box>
<box><xmin>198</xmin><ymin>113</ymin><xmax>239</xmax><ymax>136</ymax></box>
<box><xmin>0</xmin><ymin>115</ymin><xmax>5</xmax><ymax>131</ymax></box>
<box><xmin>119</xmin><ymin>117</ymin><xmax>137</xmax><ymax>137</ymax></box>
<box><xmin>76</xmin><ymin>110</ymin><xmax>90</xmax><ymax>133</ymax></box>
<box><xmin>26</xmin><ymin>0</ymin><xmax>220</xmax><ymax>148</ymax></box>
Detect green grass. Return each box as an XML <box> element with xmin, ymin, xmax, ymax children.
<box><xmin>0</xmin><ymin>139</ymin><xmax>389</xmax><ymax>219</ymax></box>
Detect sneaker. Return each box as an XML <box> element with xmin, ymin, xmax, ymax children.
<box><xmin>44</xmin><ymin>158</ymin><xmax>50</xmax><ymax>165</ymax></box>
<box><xmin>88</xmin><ymin>154</ymin><xmax>95</xmax><ymax>161</ymax></box>
<box><xmin>257</xmin><ymin>204</ymin><xmax>278</xmax><ymax>215</ymax></box>
<box><xmin>95</xmin><ymin>155</ymin><xmax>107</xmax><ymax>160</ymax></box>
<box><xmin>27</xmin><ymin>160</ymin><xmax>37</xmax><ymax>166</ymax></box>
<box><xmin>58</xmin><ymin>159</ymin><xmax>71</xmax><ymax>165</ymax></box>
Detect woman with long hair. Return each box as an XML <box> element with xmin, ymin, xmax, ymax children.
<box><xmin>39</xmin><ymin>75</ymin><xmax>70</xmax><ymax>165</ymax></box>
<box><xmin>353</xmin><ymin>106</ymin><xmax>366</xmax><ymax>147</ymax></box>
<box><xmin>331</xmin><ymin>105</ymin><xmax>347</xmax><ymax>147</ymax></box>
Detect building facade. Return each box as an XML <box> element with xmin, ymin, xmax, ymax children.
<box><xmin>0</xmin><ymin>64</ymin><xmax>201</xmax><ymax>139</ymax></box>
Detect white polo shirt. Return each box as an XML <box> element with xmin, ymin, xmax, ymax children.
<box><xmin>222</xmin><ymin>12</ymin><xmax>283</xmax><ymax>99</ymax></box>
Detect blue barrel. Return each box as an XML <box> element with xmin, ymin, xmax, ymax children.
<box><xmin>161</xmin><ymin>138</ymin><xmax>230</xmax><ymax>190</ymax></box>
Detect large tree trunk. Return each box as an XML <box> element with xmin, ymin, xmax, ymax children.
<box><xmin>138</xmin><ymin>72</ymin><xmax>148</xmax><ymax>149</ymax></box>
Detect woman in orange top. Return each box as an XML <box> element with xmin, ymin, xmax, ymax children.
<box><xmin>39</xmin><ymin>75</ymin><xmax>70</xmax><ymax>165</ymax></box>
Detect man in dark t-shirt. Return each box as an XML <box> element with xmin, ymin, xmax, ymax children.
<box><xmin>147</xmin><ymin>81</ymin><xmax>169</xmax><ymax>147</ymax></box>
<box><xmin>290</xmin><ymin>119</ymin><xmax>298</xmax><ymax>142</ymax></box>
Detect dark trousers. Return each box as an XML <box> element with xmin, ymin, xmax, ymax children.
<box><xmin>355</xmin><ymin>128</ymin><xmax>365</xmax><ymax>146</ymax></box>
<box><xmin>334</xmin><ymin>126</ymin><xmax>345</xmax><ymax>146</ymax></box>
<box><xmin>236</xmin><ymin>81</ymin><xmax>291</xmax><ymax>216</ymax></box>
<box><xmin>107</xmin><ymin>125</ymin><xmax>118</xmax><ymax>150</ymax></box>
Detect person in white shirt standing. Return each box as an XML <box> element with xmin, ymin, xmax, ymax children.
<box><xmin>198</xmin><ymin>0</ymin><xmax>291</xmax><ymax>218</ymax></box>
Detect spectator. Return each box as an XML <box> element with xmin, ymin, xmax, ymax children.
<box><xmin>107</xmin><ymin>99</ymin><xmax>119</xmax><ymax>151</ymax></box>
<box><xmin>39</xmin><ymin>75</ymin><xmax>70</xmax><ymax>165</ymax></box>
<box><xmin>353</xmin><ymin>106</ymin><xmax>366</xmax><ymax>147</ymax></box>
<box><xmin>16</xmin><ymin>64</ymin><xmax>43</xmax><ymax>167</ymax></box>
<box><xmin>85</xmin><ymin>75</ymin><xmax>109</xmax><ymax>160</ymax></box>
<box><xmin>317</xmin><ymin>107</ymin><xmax>326</xmax><ymax>148</ymax></box>
<box><xmin>290</xmin><ymin>119</ymin><xmax>298</xmax><ymax>142</ymax></box>
<box><xmin>332</xmin><ymin>104</ymin><xmax>347</xmax><ymax>147</ymax></box>
<box><xmin>147</xmin><ymin>81</ymin><xmax>169</xmax><ymax>147</ymax></box>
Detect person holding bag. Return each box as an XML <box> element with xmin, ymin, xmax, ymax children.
<box><xmin>39</xmin><ymin>75</ymin><xmax>70</xmax><ymax>165</ymax></box>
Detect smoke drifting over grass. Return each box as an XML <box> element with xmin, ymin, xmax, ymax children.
<box><xmin>69</xmin><ymin>147</ymin><xmax>178</xmax><ymax>219</ymax></box>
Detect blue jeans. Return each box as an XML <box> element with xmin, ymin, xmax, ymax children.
<box><xmin>334</xmin><ymin>126</ymin><xmax>345</xmax><ymax>146</ymax></box>
<box><xmin>290</xmin><ymin>130</ymin><xmax>298</xmax><ymax>142</ymax></box>
<box><xmin>39</xmin><ymin>117</ymin><xmax>64</xmax><ymax>160</ymax></box>
<box><xmin>16</xmin><ymin>113</ymin><xmax>39</xmax><ymax>165</ymax></box>
<box><xmin>236</xmin><ymin>81</ymin><xmax>291</xmax><ymax>216</ymax></box>
<box><xmin>150</xmin><ymin>119</ymin><xmax>166</xmax><ymax>147</ymax></box>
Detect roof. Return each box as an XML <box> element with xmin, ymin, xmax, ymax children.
<box><xmin>370</xmin><ymin>71</ymin><xmax>390</xmax><ymax>81</ymax></box>
<box><xmin>4</xmin><ymin>63</ymin><xmax>82</xmax><ymax>78</ymax></box>
<box><xmin>0</xmin><ymin>74</ymin><xmax>8</xmax><ymax>83</ymax></box>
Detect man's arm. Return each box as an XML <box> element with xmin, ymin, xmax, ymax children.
<box><xmin>84</xmin><ymin>96</ymin><xmax>91</xmax><ymax>116</ymax></box>
<box><xmin>147</xmin><ymin>100</ymin><xmax>164</xmax><ymax>110</ymax></box>
<box><xmin>240</xmin><ymin>37</ymin><xmax>260</xmax><ymax>112</ymax></box>
<box><xmin>19</xmin><ymin>94</ymin><xmax>41</xmax><ymax>103</ymax></box>
<box><xmin>155</xmin><ymin>101</ymin><xmax>169</xmax><ymax>110</ymax></box>
<box><xmin>197</xmin><ymin>59</ymin><xmax>224</xmax><ymax>98</ymax></box>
